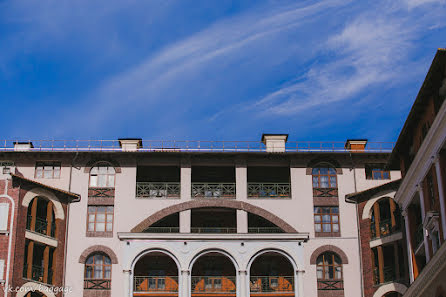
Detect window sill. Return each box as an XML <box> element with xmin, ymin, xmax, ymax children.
<box><xmin>313</xmin><ymin>197</ymin><xmax>339</xmax><ymax>206</ymax></box>
<box><xmin>86</xmin><ymin>231</ymin><xmax>113</xmax><ymax>238</ymax></box>
<box><xmin>315</xmin><ymin>231</ymin><xmax>341</xmax><ymax>238</ymax></box>
<box><xmin>0</xmin><ymin>230</ymin><xmax>9</xmax><ymax>235</ymax></box>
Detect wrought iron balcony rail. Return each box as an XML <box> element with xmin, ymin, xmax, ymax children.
<box><xmin>134</xmin><ymin>276</ymin><xmax>179</xmax><ymax>292</ymax></box>
<box><xmin>143</xmin><ymin>227</ymin><xmax>180</xmax><ymax>233</ymax></box>
<box><xmin>191</xmin><ymin>227</ymin><xmax>237</xmax><ymax>233</ymax></box>
<box><xmin>84</xmin><ymin>279</ymin><xmax>111</xmax><ymax>290</ymax></box>
<box><xmin>136</xmin><ymin>182</ymin><xmax>180</xmax><ymax>198</ymax></box>
<box><xmin>191</xmin><ymin>276</ymin><xmax>236</xmax><ymax>293</ymax></box>
<box><xmin>23</xmin><ymin>264</ymin><xmax>53</xmax><ymax>285</ymax></box>
<box><xmin>249</xmin><ymin>276</ymin><xmax>294</xmax><ymax>293</ymax></box>
<box><xmin>248</xmin><ymin>183</ymin><xmax>291</xmax><ymax>198</ymax></box>
<box><xmin>1</xmin><ymin>139</ymin><xmax>394</xmax><ymax>153</ymax></box>
<box><xmin>414</xmin><ymin>224</ymin><xmax>424</xmax><ymax>249</ymax></box>
<box><xmin>317</xmin><ymin>279</ymin><xmax>344</xmax><ymax>290</ymax></box>
<box><xmin>248</xmin><ymin>227</ymin><xmax>284</xmax><ymax>233</ymax></box>
<box><xmin>373</xmin><ymin>267</ymin><xmax>398</xmax><ymax>285</ymax></box>
<box><xmin>26</xmin><ymin>215</ymin><xmax>56</xmax><ymax>238</ymax></box>
<box><xmin>370</xmin><ymin>218</ymin><xmax>400</xmax><ymax>239</ymax></box>
<box><xmin>192</xmin><ymin>183</ymin><xmax>236</xmax><ymax>199</ymax></box>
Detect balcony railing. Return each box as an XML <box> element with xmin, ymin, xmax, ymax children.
<box><xmin>84</xmin><ymin>279</ymin><xmax>111</xmax><ymax>290</ymax></box>
<box><xmin>136</xmin><ymin>182</ymin><xmax>180</xmax><ymax>198</ymax></box>
<box><xmin>247</xmin><ymin>183</ymin><xmax>291</xmax><ymax>198</ymax></box>
<box><xmin>248</xmin><ymin>227</ymin><xmax>284</xmax><ymax>233</ymax></box>
<box><xmin>143</xmin><ymin>227</ymin><xmax>180</xmax><ymax>233</ymax></box>
<box><xmin>317</xmin><ymin>279</ymin><xmax>344</xmax><ymax>290</ymax></box>
<box><xmin>23</xmin><ymin>264</ymin><xmax>53</xmax><ymax>285</ymax></box>
<box><xmin>373</xmin><ymin>266</ymin><xmax>397</xmax><ymax>285</ymax></box>
<box><xmin>370</xmin><ymin>218</ymin><xmax>400</xmax><ymax>239</ymax></box>
<box><xmin>250</xmin><ymin>276</ymin><xmax>294</xmax><ymax>293</ymax></box>
<box><xmin>26</xmin><ymin>215</ymin><xmax>56</xmax><ymax>238</ymax></box>
<box><xmin>192</xmin><ymin>183</ymin><xmax>236</xmax><ymax>199</ymax></box>
<box><xmin>414</xmin><ymin>224</ymin><xmax>424</xmax><ymax>248</ymax></box>
<box><xmin>191</xmin><ymin>276</ymin><xmax>236</xmax><ymax>293</ymax></box>
<box><xmin>191</xmin><ymin>227</ymin><xmax>237</xmax><ymax>233</ymax></box>
<box><xmin>134</xmin><ymin>276</ymin><xmax>179</xmax><ymax>292</ymax></box>
<box><xmin>88</xmin><ymin>187</ymin><xmax>115</xmax><ymax>198</ymax></box>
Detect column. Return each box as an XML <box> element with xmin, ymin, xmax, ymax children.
<box><xmin>26</xmin><ymin>241</ymin><xmax>34</xmax><ymax>279</ymax></box>
<box><xmin>46</xmin><ymin>203</ymin><xmax>53</xmax><ymax>236</ymax></box>
<box><xmin>402</xmin><ymin>210</ymin><xmax>414</xmax><ymax>283</ymax></box>
<box><xmin>181</xmin><ymin>157</ymin><xmax>191</xmax><ymax>201</ymax></box>
<box><xmin>180</xmin><ymin>210</ymin><xmax>191</xmax><ymax>233</ymax></box>
<box><xmin>43</xmin><ymin>246</ymin><xmax>50</xmax><ymax>283</ymax></box>
<box><xmin>30</xmin><ymin>198</ymin><xmax>37</xmax><ymax>230</ymax></box>
<box><xmin>123</xmin><ymin>269</ymin><xmax>132</xmax><ymax>297</ymax></box>
<box><xmin>434</xmin><ymin>155</ymin><xmax>446</xmax><ymax>240</ymax></box>
<box><xmin>236</xmin><ymin>159</ymin><xmax>247</xmax><ymax>201</ymax></box>
<box><xmin>373</xmin><ymin>203</ymin><xmax>381</xmax><ymax>238</ymax></box>
<box><xmin>238</xmin><ymin>270</ymin><xmax>247</xmax><ymax>297</ymax></box>
<box><xmin>418</xmin><ymin>185</ymin><xmax>431</xmax><ymax>261</ymax></box>
<box><xmin>295</xmin><ymin>270</ymin><xmax>305</xmax><ymax>297</ymax></box>
<box><xmin>181</xmin><ymin>270</ymin><xmax>190</xmax><ymax>297</ymax></box>
<box><xmin>377</xmin><ymin>246</ymin><xmax>385</xmax><ymax>283</ymax></box>
<box><xmin>237</xmin><ymin>210</ymin><xmax>248</xmax><ymax>233</ymax></box>
<box><xmin>393</xmin><ymin>242</ymin><xmax>400</xmax><ymax>280</ymax></box>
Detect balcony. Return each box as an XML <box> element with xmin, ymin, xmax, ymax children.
<box><xmin>250</xmin><ymin>276</ymin><xmax>294</xmax><ymax>293</ymax></box>
<box><xmin>247</xmin><ymin>183</ymin><xmax>291</xmax><ymax>199</ymax></box>
<box><xmin>248</xmin><ymin>227</ymin><xmax>284</xmax><ymax>233</ymax></box>
<box><xmin>317</xmin><ymin>280</ymin><xmax>344</xmax><ymax>290</ymax></box>
<box><xmin>136</xmin><ymin>182</ymin><xmax>180</xmax><ymax>198</ymax></box>
<box><xmin>143</xmin><ymin>227</ymin><xmax>180</xmax><ymax>233</ymax></box>
<box><xmin>134</xmin><ymin>276</ymin><xmax>178</xmax><ymax>293</ymax></box>
<box><xmin>414</xmin><ymin>224</ymin><xmax>424</xmax><ymax>249</ymax></box>
<box><xmin>191</xmin><ymin>227</ymin><xmax>237</xmax><ymax>233</ymax></box>
<box><xmin>370</xmin><ymin>218</ymin><xmax>400</xmax><ymax>239</ymax></box>
<box><xmin>23</xmin><ymin>264</ymin><xmax>53</xmax><ymax>285</ymax></box>
<box><xmin>192</xmin><ymin>183</ymin><xmax>236</xmax><ymax>199</ymax></box>
<box><xmin>191</xmin><ymin>276</ymin><xmax>236</xmax><ymax>294</ymax></box>
<box><xmin>373</xmin><ymin>266</ymin><xmax>399</xmax><ymax>285</ymax></box>
<box><xmin>26</xmin><ymin>215</ymin><xmax>56</xmax><ymax>238</ymax></box>
<box><xmin>84</xmin><ymin>279</ymin><xmax>111</xmax><ymax>290</ymax></box>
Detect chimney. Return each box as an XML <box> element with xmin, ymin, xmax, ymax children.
<box><xmin>13</xmin><ymin>142</ymin><xmax>33</xmax><ymax>152</ymax></box>
<box><xmin>119</xmin><ymin>138</ymin><xmax>142</xmax><ymax>152</ymax></box>
<box><xmin>261</xmin><ymin>134</ymin><xmax>288</xmax><ymax>153</ymax></box>
<box><xmin>345</xmin><ymin>139</ymin><xmax>368</xmax><ymax>152</ymax></box>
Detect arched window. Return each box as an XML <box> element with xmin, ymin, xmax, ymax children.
<box><xmin>89</xmin><ymin>163</ymin><xmax>115</xmax><ymax>188</ymax></box>
<box><xmin>84</xmin><ymin>253</ymin><xmax>112</xmax><ymax>290</ymax></box>
<box><xmin>312</xmin><ymin>166</ymin><xmax>337</xmax><ymax>188</ymax></box>
<box><xmin>26</xmin><ymin>197</ymin><xmax>56</xmax><ymax>238</ymax></box>
<box><xmin>316</xmin><ymin>252</ymin><xmax>343</xmax><ymax>290</ymax></box>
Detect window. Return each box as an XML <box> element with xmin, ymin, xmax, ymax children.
<box><xmin>90</xmin><ymin>164</ymin><xmax>115</xmax><ymax>188</ymax></box>
<box><xmin>316</xmin><ymin>252</ymin><xmax>343</xmax><ymax>281</ymax></box>
<box><xmin>87</xmin><ymin>206</ymin><xmax>114</xmax><ymax>232</ymax></box>
<box><xmin>365</xmin><ymin>164</ymin><xmax>390</xmax><ymax>180</ymax></box>
<box><xmin>314</xmin><ymin>207</ymin><xmax>339</xmax><ymax>233</ymax></box>
<box><xmin>312</xmin><ymin>167</ymin><xmax>337</xmax><ymax>188</ymax></box>
<box><xmin>84</xmin><ymin>253</ymin><xmax>111</xmax><ymax>290</ymax></box>
<box><xmin>0</xmin><ymin>203</ymin><xmax>9</xmax><ymax>231</ymax></box>
<box><xmin>35</xmin><ymin>162</ymin><xmax>61</xmax><ymax>179</ymax></box>
<box><xmin>0</xmin><ymin>259</ymin><xmax>4</xmax><ymax>280</ymax></box>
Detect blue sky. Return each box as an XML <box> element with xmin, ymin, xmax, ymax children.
<box><xmin>1</xmin><ymin>0</ymin><xmax>445</xmax><ymax>142</ymax></box>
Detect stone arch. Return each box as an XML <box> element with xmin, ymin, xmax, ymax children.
<box><xmin>189</xmin><ymin>248</ymin><xmax>240</xmax><ymax>271</ymax></box>
<box><xmin>22</xmin><ymin>187</ymin><xmax>64</xmax><ymax>220</ymax></box>
<box><xmin>306</xmin><ymin>158</ymin><xmax>343</xmax><ymax>175</ymax></box>
<box><xmin>79</xmin><ymin>245</ymin><xmax>118</xmax><ymax>264</ymax></box>
<box><xmin>247</xmin><ymin>248</ymin><xmax>298</xmax><ymax>272</ymax></box>
<box><xmin>362</xmin><ymin>192</ymin><xmax>396</xmax><ymax>220</ymax></box>
<box><xmin>131</xmin><ymin>248</ymin><xmax>181</xmax><ymax>271</ymax></box>
<box><xmin>130</xmin><ymin>200</ymin><xmax>297</xmax><ymax>233</ymax></box>
<box><xmin>310</xmin><ymin>245</ymin><xmax>349</xmax><ymax>264</ymax></box>
<box><xmin>372</xmin><ymin>283</ymin><xmax>407</xmax><ymax>297</ymax></box>
<box><xmin>84</xmin><ymin>159</ymin><xmax>121</xmax><ymax>173</ymax></box>
<box><xmin>15</xmin><ymin>282</ymin><xmax>57</xmax><ymax>297</ymax></box>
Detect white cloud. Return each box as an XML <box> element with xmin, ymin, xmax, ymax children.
<box><xmin>403</xmin><ymin>0</ymin><xmax>445</xmax><ymax>9</ymax></box>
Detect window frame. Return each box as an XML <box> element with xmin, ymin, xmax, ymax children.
<box><xmin>89</xmin><ymin>163</ymin><xmax>116</xmax><ymax>188</ymax></box>
<box><xmin>316</xmin><ymin>252</ymin><xmax>343</xmax><ymax>281</ymax></box>
<box><xmin>365</xmin><ymin>164</ymin><xmax>390</xmax><ymax>180</ymax></box>
<box><xmin>87</xmin><ymin>206</ymin><xmax>114</xmax><ymax>232</ymax></box>
<box><xmin>314</xmin><ymin>207</ymin><xmax>340</xmax><ymax>234</ymax></box>
<box><xmin>312</xmin><ymin>166</ymin><xmax>337</xmax><ymax>188</ymax></box>
<box><xmin>35</xmin><ymin>161</ymin><xmax>61</xmax><ymax>179</ymax></box>
<box><xmin>84</xmin><ymin>253</ymin><xmax>112</xmax><ymax>289</ymax></box>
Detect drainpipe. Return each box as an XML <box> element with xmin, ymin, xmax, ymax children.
<box><xmin>349</xmin><ymin>152</ymin><xmax>365</xmax><ymax>297</ymax></box>
<box><xmin>2</xmin><ymin>178</ymin><xmax>15</xmax><ymax>297</ymax></box>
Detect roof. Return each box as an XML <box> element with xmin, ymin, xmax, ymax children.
<box><xmin>388</xmin><ymin>48</ymin><xmax>446</xmax><ymax>168</ymax></box>
<box><xmin>10</xmin><ymin>173</ymin><xmax>81</xmax><ymax>200</ymax></box>
<box><xmin>345</xmin><ymin>179</ymin><xmax>401</xmax><ymax>203</ymax></box>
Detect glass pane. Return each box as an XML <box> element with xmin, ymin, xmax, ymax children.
<box><xmin>94</xmin><ymin>266</ymin><xmax>103</xmax><ymax>279</ymax></box>
<box><xmin>335</xmin><ymin>267</ymin><xmax>342</xmax><ymax>279</ymax></box>
<box><xmin>44</xmin><ymin>168</ymin><xmax>52</xmax><ymax>179</ymax></box>
<box><xmin>330</xmin><ymin>176</ymin><xmax>337</xmax><ymax>187</ymax></box>
<box><xmin>98</xmin><ymin>166</ymin><xmax>107</xmax><ymax>174</ymax></box>
<box><xmin>333</xmin><ymin>224</ymin><xmax>339</xmax><ymax>232</ymax></box>
<box><xmin>94</xmin><ymin>254</ymin><xmax>103</xmax><ymax>264</ymax></box>
<box><xmin>106</xmin><ymin>215</ymin><xmax>113</xmax><ymax>222</ymax></box>
<box><xmin>107</xmin><ymin>206</ymin><xmax>114</xmax><ymax>212</ymax></box>
<box><xmin>54</xmin><ymin>167</ymin><xmax>60</xmax><ymax>178</ymax></box>
<box><xmin>312</xmin><ymin>176</ymin><xmax>319</xmax><ymax>187</ymax></box>
<box><xmin>314</xmin><ymin>207</ymin><xmax>321</xmax><ymax>214</ymax></box>
<box><xmin>332</xmin><ymin>215</ymin><xmax>338</xmax><ymax>223</ymax></box>
<box><xmin>98</xmin><ymin>175</ymin><xmax>107</xmax><ymax>187</ymax></box>
<box><xmin>106</xmin><ymin>223</ymin><xmax>112</xmax><ymax>231</ymax></box>
<box><xmin>325</xmin><ymin>254</ymin><xmax>333</xmax><ymax>265</ymax></box>
<box><xmin>329</xmin><ymin>168</ymin><xmax>336</xmax><ymax>174</ymax></box>
<box><xmin>108</xmin><ymin>175</ymin><xmax>115</xmax><ymax>187</ymax></box>
<box><xmin>88</xmin><ymin>223</ymin><xmax>95</xmax><ymax>231</ymax></box>
<box><xmin>320</xmin><ymin>168</ymin><xmax>328</xmax><ymax>174</ymax></box>
<box><xmin>383</xmin><ymin>171</ymin><xmax>390</xmax><ymax>179</ymax></box>
<box><xmin>98</xmin><ymin>207</ymin><xmax>106</xmax><ymax>213</ymax></box>
<box><xmin>316</xmin><ymin>256</ymin><xmax>324</xmax><ymax>265</ymax></box>
<box><xmin>328</xmin><ymin>266</ymin><xmax>334</xmax><ymax>279</ymax></box>
<box><xmin>96</xmin><ymin>222</ymin><xmax>105</xmax><ymax>231</ymax></box>
<box><xmin>314</xmin><ymin>215</ymin><xmax>321</xmax><ymax>223</ymax></box>
<box><xmin>334</xmin><ymin>255</ymin><xmax>342</xmax><ymax>264</ymax></box>
<box><xmin>373</xmin><ymin>171</ymin><xmax>381</xmax><ymax>180</ymax></box>
<box><xmin>312</xmin><ymin>168</ymin><xmax>319</xmax><ymax>175</ymax></box>
<box><xmin>90</xmin><ymin>175</ymin><xmax>98</xmax><ymax>187</ymax></box>
<box><xmin>322</xmin><ymin>215</ymin><xmax>330</xmax><ymax>222</ymax></box>
<box><xmin>315</xmin><ymin>224</ymin><xmax>321</xmax><ymax>232</ymax></box>
<box><xmin>104</xmin><ymin>256</ymin><xmax>111</xmax><ymax>265</ymax></box>
<box><xmin>85</xmin><ymin>266</ymin><xmax>93</xmax><ymax>278</ymax></box>
<box><xmin>96</xmin><ymin>214</ymin><xmax>106</xmax><ymax>222</ymax></box>
<box><xmin>86</xmin><ymin>257</ymin><xmax>94</xmax><ymax>264</ymax></box>
<box><xmin>107</xmin><ymin>167</ymin><xmax>115</xmax><ymax>174</ymax></box>
<box><xmin>91</xmin><ymin>167</ymin><xmax>99</xmax><ymax>174</ymax></box>
<box><xmin>332</xmin><ymin>207</ymin><xmax>339</xmax><ymax>214</ymax></box>
<box><xmin>323</xmin><ymin>224</ymin><xmax>331</xmax><ymax>232</ymax></box>
<box><xmin>104</xmin><ymin>266</ymin><xmax>111</xmax><ymax>278</ymax></box>
<box><xmin>316</xmin><ymin>267</ymin><xmax>323</xmax><ymax>279</ymax></box>
<box><xmin>88</xmin><ymin>214</ymin><xmax>95</xmax><ymax>222</ymax></box>
<box><xmin>320</xmin><ymin>176</ymin><xmax>329</xmax><ymax>188</ymax></box>
<box><xmin>36</xmin><ymin>167</ymin><xmax>43</xmax><ymax>178</ymax></box>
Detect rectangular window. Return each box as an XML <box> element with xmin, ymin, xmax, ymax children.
<box><xmin>314</xmin><ymin>207</ymin><xmax>339</xmax><ymax>233</ymax></box>
<box><xmin>35</xmin><ymin>162</ymin><xmax>61</xmax><ymax>179</ymax></box>
<box><xmin>0</xmin><ymin>259</ymin><xmax>4</xmax><ymax>280</ymax></box>
<box><xmin>0</xmin><ymin>203</ymin><xmax>9</xmax><ymax>231</ymax></box>
<box><xmin>87</xmin><ymin>206</ymin><xmax>114</xmax><ymax>232</ymax></box>
<box><xmin>365</xmin><ymin>164</ymin><xmax>390</xmax><ymax>180</ymax></box>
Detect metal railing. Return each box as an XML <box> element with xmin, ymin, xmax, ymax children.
<box><xmin>143</xmin><ymin>227</ymin><xmax>180</xmax><ymax>233</ymax></box>
<box><xmin>373</xmin><ymin>267</ymin><xmax>397</xmax><ymax>285</ymax></box>
<box><xmin>249</xmin><ymin>276</ymin><xmax>294</xmax><ymax>293</ymax></box>
<box><xmin>414</xmin><ymin>224</ymin><xmax>424</xmax><ymax>249</ymax></box>
<box><xmin>370</xmin><ymin>218</ymin><xmax>400</xmax><ymax>239</ymax></box>
<box><xmin>317</xmin><ymin>280</ymin><xmax>344</xmax><ymax>290</ymax></box>
<box><xmin>26</xmin><ymin>215</ymin><xmax>56</xmax><ymax>238</ymax></box>
<box><xmin>247</xmin><ymin>183</ymin><xmax>291</xmax><ymax>198</ymax></box>
<box><xmin>0</xmin><ymin>139</ymin><xmax>395</xmax><ymax>153</ymax></box>
<box><xmin>248</xmin><ymin>227</ymin><xmax>284</xmax><ymax>233</ymax></box>
<box><xmin>23</xmin><ymin>264</ymin><xmax>53</xmax><ymax>285</ymax></box>
<box><xmin>192</xmin><ymin>183</ymin><xmax>236</xmax><ymax>199</ymax></box>
<box><xmin>191</xmin><ymin>276</ymin><xmax>236</xmax><ymax>293</ymax></box>
<box><xmin>136</xmin><ymin>182</ymin><xmax>180</xmax><ymax>198</ymax></box>
<box><xmin>134</xmin><ymin>276</ymin><xmax>178</xmax><ymax>292</ymax></box>
<box><xmin>191</xmin><ymin>227</ymin><xmax>237</xmax><ymax>234</ymax></box>
<box><xmin>84</xmin><ymin>279</ymin><xmax>111</xmax><ymax>290</ymax></box>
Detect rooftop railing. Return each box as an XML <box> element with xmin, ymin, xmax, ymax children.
<box><xmin>2</xmin><ymin>140</ymin><xmax>395</xmax><ymax>153</ymax></box>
